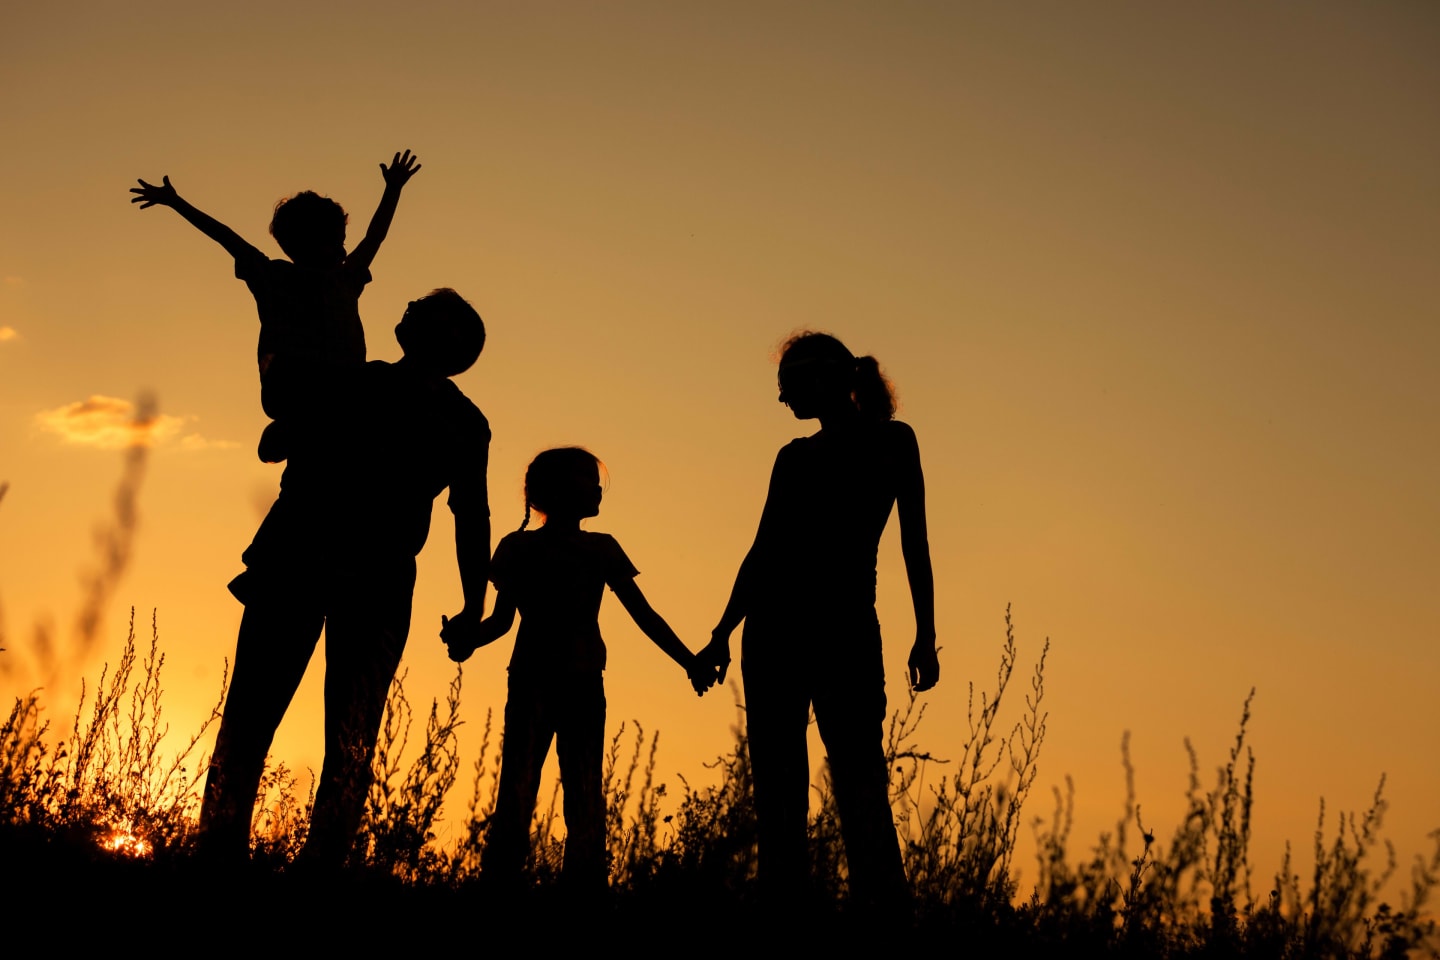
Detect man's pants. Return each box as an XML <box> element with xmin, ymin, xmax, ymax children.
<box><xmin>198</xmin><ymin>561</ymin><xmax>415</xmax><ymax>865</ymax></box>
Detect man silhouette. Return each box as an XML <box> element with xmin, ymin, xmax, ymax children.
<box><xmin>197</xmin><ymin>289</ymin><xmax>490</xmax><ymax>867</ymax></box>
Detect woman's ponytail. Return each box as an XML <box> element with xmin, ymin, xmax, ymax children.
<box><xmin>853</xmin><ymin>355</ymin><xmax>896</xmax><ymax>421</ymax></box>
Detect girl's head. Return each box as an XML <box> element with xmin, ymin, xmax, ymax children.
<box><xmin>777</xmin><ymin>331</ymin><xmax>896</xmax><ymax>422</ymax></box>
<box><xmin>519</xmin><ymin>447</ymin><xmax>605</xmax><ymax>530</ymax></box>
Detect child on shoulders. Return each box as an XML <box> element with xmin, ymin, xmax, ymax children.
<box><xmin>130</xmin><ymin>150</ymin><xmax>421</xmax><ymax>462</ymax></box>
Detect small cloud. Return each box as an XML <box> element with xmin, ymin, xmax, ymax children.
<box><xmin>36</xmin><ymin>395</ymin><xmax>187</xmax><ymax>449</ymax></box>
<box><xmin>0</xmin><ymin>327</ymin><xmax>18</xmax><ymax>342</ymax></box>
<box><xmin>180</xmin><ymin>433</ymin><xmax>241</xmax><ymax>451</ymax></box>
<box><xmin>2</xmin><ymin>277</ymin><xmax>23</xmax><ymax>288</ymax></box>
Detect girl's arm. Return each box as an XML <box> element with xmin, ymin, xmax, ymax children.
<box><xmin>612</xmin><ymin>579</ymin><xmax>714</xmax><ymax>695</ymax></box>
<box><xmin>893</xmin><ymin>422</ymin><xmax>939</xmax><ymax>691</ymax></box>
<box><xmin>443</xmin><ymin>591</ymin><xmax>516</xmax><ymax>663</ymax></box>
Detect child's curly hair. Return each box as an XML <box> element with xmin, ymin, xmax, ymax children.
<box><xmin>269</xmin><ymin>191</ymin><xmax>348</xmax><ymax>260</ymax></box>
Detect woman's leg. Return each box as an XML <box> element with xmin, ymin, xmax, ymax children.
<box><xmin>812</xmin><ymin>619</ymin><xmax>906</xmax><ymax>905</ymax></box>
<box><xmin>743</xmin><ymin>645</ymin><xmax>813</xmax><ymax>898</ymax></box>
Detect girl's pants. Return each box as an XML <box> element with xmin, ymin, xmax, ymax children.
<box><xmin>482</xmin><ymin>670</ymin><xmax>607</xmax><ymax>890</ymax></box>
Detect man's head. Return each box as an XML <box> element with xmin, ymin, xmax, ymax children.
<box><xmin>395</xmin><ymin>289</ymin><xmax>486</xmax><ymax>377</ymax></box>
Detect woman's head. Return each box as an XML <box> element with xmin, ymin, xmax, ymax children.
<box><xmin>777</xmin><ymin>331</ymin><xmax>896</xmax><ymax>422</ymax></box>
<box><xmin>519</xmin><ymin>447</ymin><xmax>605</xmax><ymax>530</ymax></box>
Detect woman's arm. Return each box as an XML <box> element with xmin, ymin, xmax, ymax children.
<box><xmin>701</xmin><ymin>447</ymin><xmax>790</xmax><ymax>681</ymax></box>
<box><xmin>893</xmin><ymin>423</ymin><xmax>939</xmax><ymax>691</ymax></box>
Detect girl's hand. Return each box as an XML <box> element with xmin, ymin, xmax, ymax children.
<box><xmin>908</xmin><ymin>637</ymin><xmax>939</xmax><ymax>692</ymax></box>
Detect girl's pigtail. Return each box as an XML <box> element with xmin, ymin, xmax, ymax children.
<box><xmin>518</xmin><ymin>501</ymin><xmax>532</xmax><ymax>532</ymax></box>
<box><xmin>853</xmin><ymin>355</ymin><xmax>896</xmax><ymax>421</ymax></box>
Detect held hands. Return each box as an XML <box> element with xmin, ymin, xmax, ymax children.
<box><xmin>685</xmin><ymin>654</ymin><xmax>721</xmax><ymax>697</ymax></box>
<box><xmin>907</xmin><ymin>635</ymin><xmax>940</xmax><ymax>692</ymax></box>
<box><xmin>440</xmin><ymin>608</ymin><xmax>485</xmax><ymax>663</ymax></box>
<box><xmin>130</xmin><ymin>176</ymin><xmax>180</xmax><ymax>209</ymax></box>
<box><xmin>694</xmin><ymin>630</ymin><xmax>733</xmax><ymax>688</ymax></box>
<box><xmin>380</xmin><ymin>150</ymin><xmax>421</xmax><ymax>189</ymax></box>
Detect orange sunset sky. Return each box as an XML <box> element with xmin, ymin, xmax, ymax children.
<box><xmin>2</xmin><ymin>2</ymin><xmax>1436</xmax><ymax>889</ymax></box>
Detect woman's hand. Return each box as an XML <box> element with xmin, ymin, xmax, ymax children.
<box><xmin>907</xmin><ymin>635</ymin><xmax>939</xmax><ymax>692</ymax></box>
<box><xmin>699</xmin><ymin>630</ymin><xmax>734</xmax><ymax>683</ymax></box>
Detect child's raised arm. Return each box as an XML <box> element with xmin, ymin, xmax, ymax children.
<box><xmin>612</xmin><ymin>578</ymin><xmax>716</xmax><ymax>696</ymax></box>
<box><xmin>347</xmin><ymin>149</ymin><xmax>421</xmax><ymax>273</ymax></box>
<box><xmin>130</xmin><ymin>176</ymin><xmax>261</xmax><ymax>262</ymax></box>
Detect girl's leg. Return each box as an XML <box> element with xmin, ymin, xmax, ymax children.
<box><xmin>812</xmin><ymin>620</ymin><xmax>906</xmax><ymax>905</ymax></box>
<box><xmin>554</xmin><ymin>671</ymin><xmax>607</xmax><ymax>892</ymax></box>
<box><xmin>743</xmin><ymin>650</ymin><xmax>813</xmax><ymax>898</ymax></box>
<box><xmin>482</xmin><ymin>673</ymin><xmax>556</xmax><ymax>884</ymax></box>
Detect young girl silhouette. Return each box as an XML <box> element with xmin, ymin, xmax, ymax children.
<box><xmin>445</xmin><ymin>447</ymin><xmax>715</xmax><ymax>890</ymax></box>
<box><xmin>700</xmin><ymin>332</ymin><xmax>939</xmax><ymax>907</ymax></box>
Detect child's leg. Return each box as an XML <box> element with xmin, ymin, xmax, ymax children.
<box><xmin>482</xmin><ymin>673</ymin><xmax>557</xmax><ymax>883</ymax></box>
<box><xmin>198</xmin><ymin>593</ymin><xmax>325</xmax><ymax>859</ymax></box>
<box><xmin>553</xmin><ymin>671</ymin><xmax>607</xmax><ymax>891</ymax></box>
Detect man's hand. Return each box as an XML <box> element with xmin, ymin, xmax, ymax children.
<box><xmin>130</xmin><ymin>176</ymin><xmax>180</xmax><ymax>209</ymax></box>
<box><xmin>380</xmin><ymin>150</ymin><xmax>421</xmax><ymax>189</ymax></box>
<box><xmin>907</xmin><ymin>636</ymin><xmax>940</xmax><ymax>692</ymax></box>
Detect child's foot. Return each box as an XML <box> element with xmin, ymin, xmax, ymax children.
<box><xmin>257</xmin><ymin>420</ymin><xmax>290</xmax><ymax>464</ymax></box>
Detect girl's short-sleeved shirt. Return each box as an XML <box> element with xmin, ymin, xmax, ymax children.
<box><xmin>490</xmin><ymin>528</ymin><xmax>639</xmax><ymax>675</ymax></box>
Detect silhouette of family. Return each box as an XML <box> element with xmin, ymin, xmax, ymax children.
<box><xmin>131</xmin><ymin>152</ymin><xmax>939</xmax><ymax>905</ymax></box>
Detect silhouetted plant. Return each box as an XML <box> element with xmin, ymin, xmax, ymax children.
<box><xmin>3</xmin><ymin>609</ymin><xmax>1436</xmax><ymax>958</ymax></box>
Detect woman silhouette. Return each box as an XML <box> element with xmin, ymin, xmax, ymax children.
<box><xmin>701</xmin><ymin>331</ymin><xmax>938</xmax><ymax>906</ymax></box>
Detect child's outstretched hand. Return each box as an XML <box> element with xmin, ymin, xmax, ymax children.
<box><xmin>130</xmin><ymin>176</ymin><xmax>180</xmax><ymax>209</ymax></box>
<box><xmin>380</xmin><ymin>150</ymin><xmax>422</xmax><ymax>188</ymax></box>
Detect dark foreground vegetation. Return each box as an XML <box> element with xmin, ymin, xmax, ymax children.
<box><xmin>2</xmin><ymin>609</ymin><xmax>1435</xmax><ymax>956</ymax></box>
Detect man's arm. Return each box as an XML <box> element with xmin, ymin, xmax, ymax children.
<box><xmin>347</xmin><ymin>150</ymin><xmax>421</xmax><ymax>273</ymax></box>
<box><xmin>130</xmin><ymin>176</ymin><xmax>261</xmax><ymax>262</ymax></box>
<box><xmin>453</xmin><ymin>506</ymin><xmax>490</xmax><ymax>626</ymax></box>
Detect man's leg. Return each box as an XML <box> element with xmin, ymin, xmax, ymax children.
<box><xmin>554</xmin><ymin>671</ymin><xmax>607</xmax><ymax>893</ymax></box>
<box><xmin>300</xmin><ymin>563</ymin><xmax>414</xmax><ymax>867</ymax></box>
<box><xmin>198</xmin><ymin>594</ymin><xmax>324</xmax><ymax>859</ymax></box>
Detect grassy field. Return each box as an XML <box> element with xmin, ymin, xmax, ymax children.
<box><xmin>2</xmin><ymin>608</ymin><xmax>1435</xmax><ymax>956</ymax></box>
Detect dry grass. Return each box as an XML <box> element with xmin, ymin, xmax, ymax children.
<box><xmin>1</xmin><ymin>607</ymin><xmax>1436</xmax><ymax>955</ymax></box>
